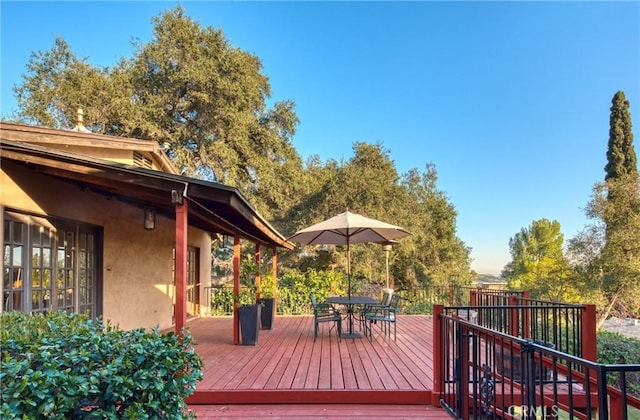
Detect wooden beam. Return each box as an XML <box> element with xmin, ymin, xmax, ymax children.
<box><xmin>508</xmin><ymin>294</ymin><xmax>518</xmax><ymax>337</ymax></box>
<box><xmin>582</xmin><ymin>304</ymin><xmax>597</xmax><ymax>361</ymax></box>
<box><xmin>272</xmin><ymin>247</ymin><xmax>278</xmax><ymax>323</ymax></box>
<box><xmin>255</xmin><ymin>243</ymin><xmax>261</xmax><ymax>303</ymax></box>
<box><xmin>431</xmin><ymin>304</ymin><xmax>443</xmax><ymax>407</ymax></box>
<box><xmin>233</xmin><ymin>234</ymin><xmax>240</xmax><ymax>345</ymax></box>
<box><xmin>271</xmin><ymin>248</ymin><xmax>277</xmax><ymax>279</ymax></box>
<box><xmin>174</xmin><ymin>200</ymin><xmax>188</xmax><ymax>335</ymax></box>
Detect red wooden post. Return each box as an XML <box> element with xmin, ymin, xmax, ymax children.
<box><xmin>174</xmin><ymin>200</ymin><xmax>188</xmax><ymax>335</ymax></box>
<box><xmin>521</xmin><ymin>291</ymin><xmax>531</xmax><ymax>339</ymax></box>
<box><xmin>272</xmin><ymin>248</ymin><xmax>278</xmax><ymax>320</ymax></box>
<box><xmin>271</xmin><ymin>248</ymin><xmax>277</xmax><ymax>279</ymax></box>
<box><xmin>610</xmin><ymin>395</ymin><xmax>624</xmax><ymax>419</ymax></box>
<box><xmin>508</xmin><ymin>294</ymin><xmax>518</xmax><ymax>337</ymax></box>
<box><xmin>233</xmin><ymin>234</ymin><xmax>241</xmax><ymax>345</ymax></box>
<box><xmin>255</xmin><ymin>243</ymin><xmax>261</xmax><ymax>302</ymax></box>
<box><xmin>470</xmin><ymin>290</ymin><xmax>477</xmax><ymax>307</ymax></box>
<box><xmin>432</xmin><ymin>304</ymin><xmax>444</xmax><ymax>407</ymax></box>
<box><xmin>582</xmin><ymin>304</ymin><xmax>597</xmax><ymax>361</ymax></box>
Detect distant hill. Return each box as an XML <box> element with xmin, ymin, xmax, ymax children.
<box><xmin>473</xmin><ymin>274</ymin><xmax>507</xmax><ymax>289</ymax></box>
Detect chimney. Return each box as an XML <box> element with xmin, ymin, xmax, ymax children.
<box><xmin>70</xmin><ymin>107</ymin><xmax>91</xmax><ymax>133</ymax></box>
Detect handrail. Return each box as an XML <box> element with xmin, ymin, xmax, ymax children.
<box><xmin>433</xmin><ymin>305</ymin><xmax>640</xmax><ymax>420</ymax></box>
<box><xmin>445</xmin><ymin>302</ymin><xmax>596</xmax><ymax>360</ymax></box>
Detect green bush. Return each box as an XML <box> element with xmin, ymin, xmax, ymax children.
<box><xmin>402</xmin><ymin>301</ymin><xmax>433</xmax><ymax>315</ymax></box>
<box><xmin>0</xmin><ymin>311</ymin><xmax>203</xmax><ymax>419</ymax></box>
<box><xmin>277</xmin><ymin>270</ymin><xmax>346</xmax><ymax>314</ymax></box>
<box><xmin>597</xmin><ymin>330</ymin><xmax>640</xmax><ymax>396</ymax></box>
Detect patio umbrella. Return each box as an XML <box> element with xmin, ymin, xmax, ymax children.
<box><xmin>287</xmin><ymin>210</ymin><xmax>411</xmax><ymax>298</ymax></box>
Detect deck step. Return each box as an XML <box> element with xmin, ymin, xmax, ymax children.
<box><xmin>187</xmin><ymin>389</ymin><xmax>432</xmax><ymax>405</ymax></box>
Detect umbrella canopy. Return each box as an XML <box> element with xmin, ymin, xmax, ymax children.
<box><xmin>287</xmin><ymin>211</ymin><xmax>411</xmax><ymax>297</ymax></box>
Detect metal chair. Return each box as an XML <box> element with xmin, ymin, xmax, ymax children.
<box><xmin>359</xmin><ymin>289</ymin><xmax>393</xmax><ymax>331</ymax></box>
<box><xmin>363</xmin><ymin>293</ymin><xmax>401</xmax><ymax>341</ymax></box>
<box><xmin>310</xmin><ymin>293</ymin><xmax>342</xmax><ymax>342</ymax></box>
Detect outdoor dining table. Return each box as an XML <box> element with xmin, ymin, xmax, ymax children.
<box><xmin>326</xmin><ymin>296</ymin><xmax>378</xmax><ymax>338</ymax></box>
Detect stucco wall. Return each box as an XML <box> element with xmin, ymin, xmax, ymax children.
<box><xmin>1</xmin><ymin>161</ymin><xmax>212</xmax><ymax>330</ymax></box>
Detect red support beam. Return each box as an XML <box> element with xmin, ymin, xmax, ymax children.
<box><xmin>272</xmin><ymin>248</ymin><xmax>278</xmax><ymax>322</ymax></box>
<box><xmin>432</xmin><ymin>304</ymin><xmax>444</xmax><ymax>407</ymax></box>
<box><xmin>508</xmin><ymin>294</ymin><xmax>518</xmax><ymax>337</ymax></box>
<box><xmin>174</xmin><ymin>200</ymin><xmax>188</xmax><ymax>335</ymax></box>
<box><xmin>271</xmin><ymin>248</ymin><xmax>277</xmax><ymax>279</ymax></box>
<box><xmin>520</xmin><ymin>292</ymin><xmax>531</xmax><ymax>339</ymax></box>
<box><xmin>255</xmin><ymin>243</ymin><xmax>261</xmax><ymax>302</ymax></box>
<box><xmin>233</xmin><ymin>234</ymin><xmax>241</xmax><ymax>345</ymax></box>
<box><xmin>582</xmin><ymin>304</ymin><xmax>597</xmax><ymax>361</ymax></box>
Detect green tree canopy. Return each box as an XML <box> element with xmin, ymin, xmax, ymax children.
<box><xmin>584</xmin><ymin>176</ymin><xmax>640</xmax><ymax>318</ymax></box>
<box><xmin>283</xmin><ymin>143</ymin><xmax>472</xmax><ymax>290</ymax></box>
<box><xmin>503</xmin><ymin>219</ymin><xmax>575</xmax><ymax>300</ymax></box>
<box><xmin>13</xmin><ymin>6</ymin><xmax>304</xmax><ymax>220</ymax></box>
<box><xmin>14</xmin><ymin>38</ymin><xmax>141</xmax><ymax>134</ymax></box>
<box><xmin>11</xmin><ymin>6</ymin><xmax>472</xmax><ymax>292</ymax></box>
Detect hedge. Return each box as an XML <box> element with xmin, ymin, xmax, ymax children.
<box><xmin>597</xmin><ymin>330</ymin><xmax>640</xmax><ymax>397</ymax></box>
<box><xmin>0</xmin><ymin>311</ymin><xmax>202</xmax><ymax>419</ymax></box>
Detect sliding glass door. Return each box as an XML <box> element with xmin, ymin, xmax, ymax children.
<box><xmin>2</xmin><ymin>211</ymin><xmax>102</xmax><ymax>318</ymax></box>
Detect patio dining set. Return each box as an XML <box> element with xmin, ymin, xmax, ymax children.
<box><xmin>310</xmin><ymin>290</ymin><xmax>401</xmax><ymax>342</ymax></box>
<box><xmin>287</xmin><ymin>210</ymin><xmax>410</xmax><ymax>344</ymax></box>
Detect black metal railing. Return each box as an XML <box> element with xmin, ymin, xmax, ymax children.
<box><xmin>451</xmin><ymin>298</ymin><xmax>593</xmax><ymax>359</ymax></box>
<box><xmin>435</xmin><ymin>311</ymin><xmax>640</xmax><ymax>420</ymax></box>
<box><xmin>207</xmin><ymin>284</ymin><xmax>517</xmax><ymax>316</ymax></box>
<box><xmin>518</xmin><ymin>297</ymin><xmax>587</xmax><ymax>358</ymax></box>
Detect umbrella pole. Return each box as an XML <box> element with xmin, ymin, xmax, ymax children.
<box><xmin>347</xmin><ymin>238</ymin><xmax>351</xmax><ymax>299</ymax></box>
<box><xmin>385</xmin><ymin>248</ymin><xmax>390</xmax><ymax>289</ymax></box>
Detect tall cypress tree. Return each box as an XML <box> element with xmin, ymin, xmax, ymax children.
<box><xmin>600</xmin><ymin>91</ymin><xmax>640</xmax><ymax>317</ymax></box>
<box><xmin>605</xmin><ymin>91</ymin><xmax>638</xmax><ymax>180</ymax></box>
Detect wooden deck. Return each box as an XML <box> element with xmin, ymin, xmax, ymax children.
<box><xmin>185</xmin><ymin>315</ymin><xmax>436</xmax><ymax>406</ymax></box>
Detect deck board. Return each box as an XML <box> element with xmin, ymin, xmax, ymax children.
<box><xmin>185</xmin><ymin>314</ymin><xmax>434</xmax><ymax>405</ymax></box>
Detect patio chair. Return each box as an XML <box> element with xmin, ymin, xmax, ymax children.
<box><xmin>359</xmin><ymin>289</ymin><xmax>393</xmax><ymax>331</ymax></box>
<box><xmin>363</xmin><ymin>293</ymin><xmax>401</xmax><ymax>341</ymax></box>
<box><xmin>310</xmin><ymin>293</ymin><xmax>342</xmax><ymax>342</ymax></box>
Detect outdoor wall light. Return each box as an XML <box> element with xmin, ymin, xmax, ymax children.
<box><xmin>144</xmin><ymin>207</ymin><xmax>156</xmax><ymax>230</ymax></box>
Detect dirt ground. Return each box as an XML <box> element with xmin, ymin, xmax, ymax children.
<box><xmin>602</xmin><ymin>317</ymin><xmax>640</xmax><ymax>340</ymax></box>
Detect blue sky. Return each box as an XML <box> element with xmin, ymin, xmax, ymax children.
<box><xmin>1</xmin><ymin>1</ymin><xmax>639</xmax><ymax>275</ymax></box>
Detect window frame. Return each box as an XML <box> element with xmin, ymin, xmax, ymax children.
<box><xmin>2</xmin><ymin>210</ymin><xmax>103</xmax><ymax>318</ymax></box>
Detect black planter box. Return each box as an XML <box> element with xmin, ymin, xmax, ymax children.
<box><xmin>260</xmin><ymin>298</ymin><xmax>276</xmax><ymax>330</ymax></box>
<box><xmin>239</xmin><ymin>304</ymin><xmax>260</xmax><ymax>345</ymax></box>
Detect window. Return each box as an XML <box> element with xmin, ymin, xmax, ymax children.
<box><xmin>2</xmin><ymin>211</ymin><xmax>102</xmax><ymax>318</ymax></box>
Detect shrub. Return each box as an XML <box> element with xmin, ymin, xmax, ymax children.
<box><xmin>276</xmin><ymin>270</ymin><xmax>346</xmax><ymax>314</ymax></box>
<box><xmin>0</xmin><ymin>311</ymin><xmax>202</xmax><ymax>419</ymax></box>
<box><xmin>597</xmin><ymin>330</ymin><xmax>640</xmax><ymax>397</ymax></box>
<box><xmin>257</xmin><ymin>274</ymin><xmax>278</xmax><ymax>299</ymax></box>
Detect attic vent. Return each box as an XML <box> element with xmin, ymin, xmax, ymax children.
<box><xmin>133</xmin><ymin>152</ymin><xmax>153</xmax><ymax>169</ymax></box>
